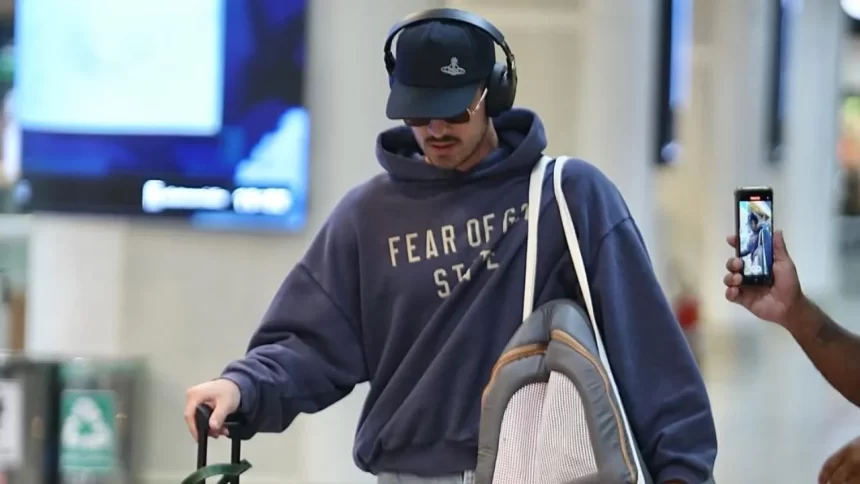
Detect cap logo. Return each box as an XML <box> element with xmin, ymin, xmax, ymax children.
<box><xmin>440</xmin><ymin>57</ymin><xmax>466</xmax><ymax>76</ymax></box>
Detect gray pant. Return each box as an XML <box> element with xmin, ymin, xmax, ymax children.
<box><xmin>377</xmin><ymin>470</ymin><xmax>475</xmax><ymax>484</ymax></box>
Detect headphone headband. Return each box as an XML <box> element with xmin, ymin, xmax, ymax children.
<box><xmin>383</xmin><ymin>8</ymin><xmax>516</xmax><ymax>80</ymax></box>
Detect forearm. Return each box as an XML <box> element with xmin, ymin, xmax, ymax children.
<box><xmin>786</xmin><ymin>297</ymin><xmax>860</xmax><ymax>406</ymax></box>
<box><xmin>221</xmin><ymin>264</ymin><xmax>367</xmax><ymax>435</ymax></box>
<box><xmin>222</xmin><ymin>340</ymin><xmax>362</xmax><ymax>435</ymax></box>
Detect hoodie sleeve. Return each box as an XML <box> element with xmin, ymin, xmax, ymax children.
<box><xmin>220</xmin><ymin>197</ymin><xmax>368</xmax><ymax>437</ymax></box>
<box><xmin>588</xmin><ymin>218</ymin><xmax>718</xmax><ymax>483</ymax></box>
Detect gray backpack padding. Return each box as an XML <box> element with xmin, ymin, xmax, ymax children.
<box><xmin>476</xmin><ymin>299</ymin><xmax>653</xmax><ymax>484</ymax></box>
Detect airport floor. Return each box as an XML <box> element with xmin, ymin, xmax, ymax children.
<box><xmin>701</xmin><ymin>294</ymin><xmax>860</xmax><ymax>483</ymax></box>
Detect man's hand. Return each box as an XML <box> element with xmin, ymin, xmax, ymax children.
<box><xmin>819</xmin><ymin>437</ymin><xmax>860</xmax><ymax>483</ymax></box>
<box><xmin>727</xmin><ymin>231</ymin><xmax>860</xmax><ymax>406</ymax></box>
<box><xmin>723</xmin><ymin>230</ymin><xmax>804</xmax><ymax>327</ymax></box>
<box><xmin>184</xmin><ymin>378</ymin><xmax>242</xmax><ymax>442</ymax></box>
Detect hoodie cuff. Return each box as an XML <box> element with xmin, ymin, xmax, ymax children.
<box><xmin>220</xmin><ymin>370</ymin><xmax>257</xmax><ymax>417</ymax></box>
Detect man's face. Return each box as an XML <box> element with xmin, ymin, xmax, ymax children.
<box><xmin>410</xmin><ymin>88</ymin><xmax>487</xmax><ymax>170</ymax></box>
<box><xmin>749</xmin><ymin>219</ymin><xmax>759</xmax><ymax>232</ymax></box>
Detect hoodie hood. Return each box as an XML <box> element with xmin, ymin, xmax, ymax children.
<box><xmin>375</xmin><ymin>108</ymin><xmax>548</xmax><ymax>183</ymax></box>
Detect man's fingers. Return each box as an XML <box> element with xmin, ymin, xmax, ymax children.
<box><xmin>209</xmin><ymin>401</ymin><xmax>230</xmax><ymax>433</ymax></box>
<box><xmin>725</xmin><ymin>287</ymin><xmax>740</xmax><ymax>302</ymax></box>
<box><xmin>819</xmin><ymin>446</ymin><xmax>848</xmax><ymax>484</ymax></box>
<box><xmin>723</xmin><ymin>272</ymin><xmax>742</xmax><ymax>288</ymax></box>
<box><xmin>184</xmin><ymin>412</ymin><xmax>198</xmax><ymax>442</ymax></box>
<box><xmin>725</xmin><ymin>257</ymin><xmax>742</xmax><ymax>273</ymax></box>
<box><xmin>828</xmin><ymin>463</ymin><xmax>857</xmax><ymax>484</ymax></box>
<box><xmin>726</xmin><ymin>234</ymin><xmax>738</xmax><ymax>248</ymax></box>
<box><xmin>184</xmin><ymin>400</ymin><xmax>200</xmax><ymax>441</ymax></box>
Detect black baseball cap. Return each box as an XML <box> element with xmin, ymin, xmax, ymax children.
<box><xmin>386</xmin><ymin>20</ymin><xmax>495</xmax><ymax>120</ymax></box>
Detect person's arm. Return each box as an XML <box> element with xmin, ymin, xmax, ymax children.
<box><xmin>220</xmin><ymin>197</ymin><xmax>368</xmax><ymax>437</ymax></box>
<box><xmin>784</xmin><ymin>297</ymin><xmax>860</xmax><ymax>407</ymax></box>
<box><xmin>584</xmin><ymin>219</ymin><xmax>717</xmax><ymax>483</ymax></box>
<box><xmin>738</xmin><ymin>234</ymin><xmax>757</xmax><ymax>258</ymax></box>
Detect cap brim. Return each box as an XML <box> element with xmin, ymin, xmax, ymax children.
<box><xmin>386</xmin><ymin>80</ymin><xmax>480</xmax><ymax>120</ymax></box>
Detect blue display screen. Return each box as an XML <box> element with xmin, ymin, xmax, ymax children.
<box><xmin>13</xmin><ymin>0</ymin><xmax>310</xmax><ymax>232</ymax></box>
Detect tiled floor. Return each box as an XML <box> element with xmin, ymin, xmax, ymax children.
<box><xmin>701</xmin><ymin>295</ymin><xmax>860</xmax><ymax>483</ymax></box>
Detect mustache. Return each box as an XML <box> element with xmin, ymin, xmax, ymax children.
<box><xmin>425</xmin><ymin>136</ymin><xmax>459</xmax><ymax>144</ymax></box>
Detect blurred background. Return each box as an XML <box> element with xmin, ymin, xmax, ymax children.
<box><xmin>0</xmin><ymin>0</ymin><xmax>858</xmax><ymax>482</ymax></box>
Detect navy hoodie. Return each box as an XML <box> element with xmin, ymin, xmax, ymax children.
<box><xmin>221</xmin><ymin>109</ymin><xmax>718</xmax><ymax>483</ymax></box>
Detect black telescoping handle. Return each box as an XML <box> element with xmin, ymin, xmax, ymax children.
<box><xmin>195</xmin><ymin>404</ymin><xmax>245</xmax><ymax>479</ymax></box>
<box><xmin>195</xmin><ymin>404</ymin><xmax>213</xmax><ymax>469</ymax></box>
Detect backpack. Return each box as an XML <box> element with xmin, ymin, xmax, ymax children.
<box><xmin>475</xmin><ymin>155</ymin><xmax>651</xmax><ymax>484</ymax></box>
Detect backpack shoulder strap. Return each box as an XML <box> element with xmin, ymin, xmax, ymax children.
<box><xmin>552</xmin><ymin>155</ymin><xmax>647</xmax><ymax>484</ymax></box>
<box><xmin>522</xmin><ymin>155</ymin><xmax>553</xmax><ymax>321</ymax></box>
<box><xmin>551</xmin><ymin>157</ymin><xmax>603</xmax><ymax>361</ymax></box>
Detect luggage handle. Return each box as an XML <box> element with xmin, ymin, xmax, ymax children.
<box><xmin>182</xmin><ymin>404</ymin><xmax>252</xmax><ymax>484</ymax></box>
<box><xmin>195</xmin><ymin>404</ymin><xmax>245</xmax><ymax>468</ymax></box>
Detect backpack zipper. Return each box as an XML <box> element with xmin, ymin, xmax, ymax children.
<box><xmin>482</xmin><ymin>343</ymin><xmax>547</xmax><ymax>405</ymax></box>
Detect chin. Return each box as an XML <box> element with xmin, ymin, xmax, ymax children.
<box><xmin>426</xmin><ymin>155</ymin><xmax>463</xmax><ymax>170</ymax></box>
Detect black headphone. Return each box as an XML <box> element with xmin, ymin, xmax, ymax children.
<box><xmin>383</xmin><ymin>8</ymin><xmax>518</xmax><ymax>118</ymax></box>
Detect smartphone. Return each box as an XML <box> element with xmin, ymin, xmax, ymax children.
<box><xmin>734</xmin><ymin>186</ymin><xmax>774</xmax><ymax>286</ymax></box>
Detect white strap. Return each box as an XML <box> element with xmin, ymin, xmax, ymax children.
<box><xmin>550</xmin><ymin>158</ymin><xmax>603</xmax><ymax>362</ymax></box>
<box><xmin>522</xmin><ymin>155</ymin><xmax>553</xmax><ymax>321</ymax></box>
<box><xmin>552</xmin><ymin>156</ymin><xmax>646</xmax><ymax>484</ymax></box>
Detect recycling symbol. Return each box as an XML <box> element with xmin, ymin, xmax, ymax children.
<box><xmin>61</xmin><ymin>396</ymin><xmax>112</xmax><ymax>450</ymax></box>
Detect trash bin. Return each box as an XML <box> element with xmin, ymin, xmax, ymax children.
<box><xmin>57</xmin><ymin>358</ymin><xmax>144</xmax><ymax>484</ymax></box>
<box><xmin>0</xmin><ymin>353</ymin><xmax>62</xmax><ymax>484</ymax></box>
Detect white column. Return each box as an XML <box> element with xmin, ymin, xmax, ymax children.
<box><xmin>685</xmin><ymin>0</ymin><xmax>844</xmax><ymax>328</ymax></box>
<box><xmin>25</xmin><ymin>215</ymin><xmax>128</xmax><ymax>356</ymax></box>
<box><xmin>574</xmin><ymin>0</ymin><xmax>662</xmax><ymax>279</ymax></box>
<box><xmin>694</xmin><ymin>0</ymin><xmax>774</xmax><ymax>329</ymax></box>
<box><xmin>782</xmin><ymin>0</ymin><xmax>843</xmax><ymax>298</ymax></box>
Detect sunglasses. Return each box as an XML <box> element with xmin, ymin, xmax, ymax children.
<box><xmin>404</xmin><ymin>89</ymin><xmax>488</xmax><ymax>127</ymax></box>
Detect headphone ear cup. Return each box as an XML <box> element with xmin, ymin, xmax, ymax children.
<box><xmin>484</xmin><ymin>63</ymin><xmax>513</xmax><ymax>117</ymax></box>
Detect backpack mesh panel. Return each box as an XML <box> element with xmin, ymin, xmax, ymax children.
<box><xmin>492</xmin><ymin>372</ymin><xmax>599</xmax><ymax>484</ymax></box>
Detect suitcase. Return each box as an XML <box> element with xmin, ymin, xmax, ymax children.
<box><xmin>181</xmin><ymin>404</ymin><xmax>252</xmax><ymax>484</ymax></box>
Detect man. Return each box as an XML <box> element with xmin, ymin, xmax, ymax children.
<box><xmin>738</xmin><ymin>212</ymin><xmax>773</xmax><ymax>277</ymax></box>
<box><xmin>723</xmin><ymin>231</ymin><xmax>860</xmax><ymax>483</ymax></box>
<box><xmin>185</xmin><ymin>10</ymin><xmax>717</xmax><ymax>484</ymax></box>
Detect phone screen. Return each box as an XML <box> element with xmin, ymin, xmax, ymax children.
<box><xmin>736</xmin><ymin>187</ymin><xmax>774</xmax><ymax>285</ymax></box>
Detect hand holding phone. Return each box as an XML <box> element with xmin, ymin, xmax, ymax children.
<box><xmin>734</xmin><ymin>186</ymin><xmax>774</xmax><ymax>286</ymax></box>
